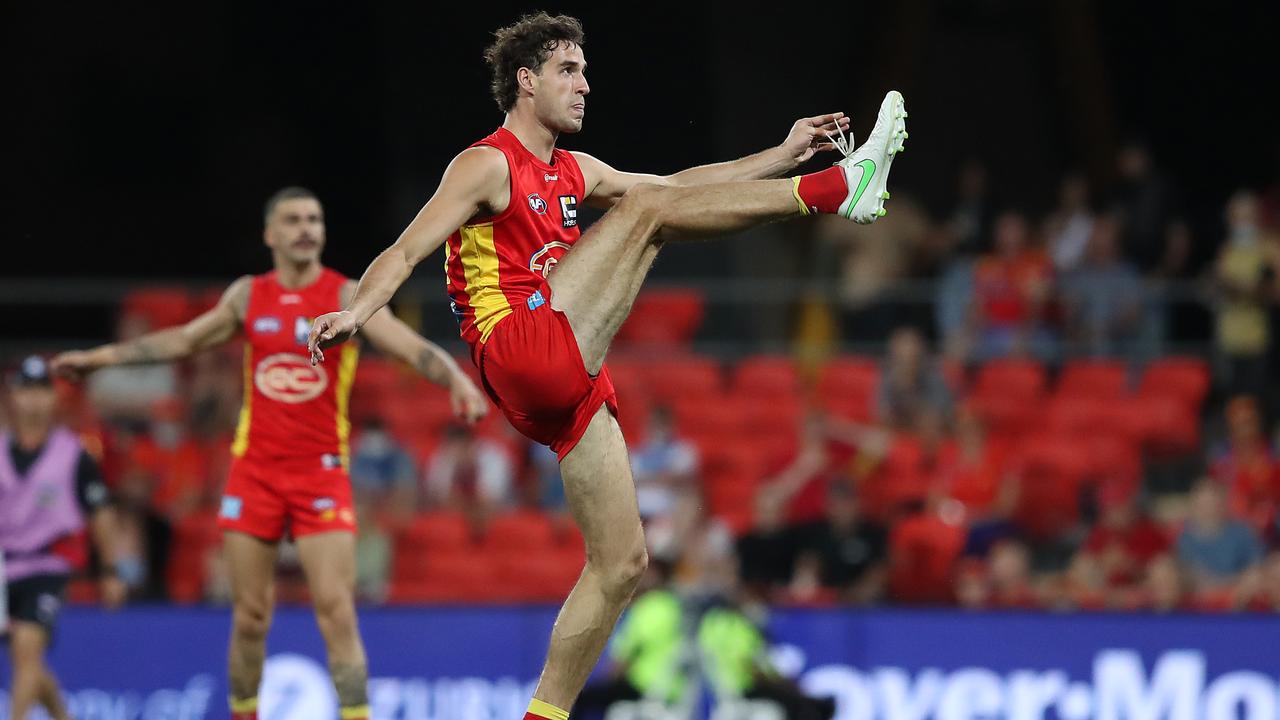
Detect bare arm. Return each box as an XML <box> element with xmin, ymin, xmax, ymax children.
<box><xmin>345</xmin><ymin>281</ymin><xmax>489</xmax><ymax>423</ymax></box>
<box><xmin>309</xmin><ymin>147</ymin><xmax>509</xmax><ymax>361</ymax></box>
<box><xmin>52</xmin><ymin>276</ymin><xmax>250</xmax><ymax>379</ymax></box>
<box><xmin>574</xmin><ymin>112</ymin><xmax>850</xmax><ymax>209</ymax></box>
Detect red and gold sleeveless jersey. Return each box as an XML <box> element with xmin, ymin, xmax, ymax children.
<box><xmin>443</xmin><ymin>127</ymin><xmax>587</xmax><ymax>347</ymax></box>
<box><xmin>230</xmin><ymin>267</ymin><xmax>358</xmax><ymax>468</ymax></box>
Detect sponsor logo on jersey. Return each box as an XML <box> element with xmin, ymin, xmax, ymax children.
<box><xmin>321</xmin><ymin>453</ymin><xmax>343</xmax><ymax>470</ymax></box>
<box><xmin>253</xmin><ymin>316</ymin><xmax>282</xmax><ymax>334</ymax></box>
<box><xmin>527</xmin><ymin>290</ymin><xmax>546</xmax><ymax>311</ymax></box>
<box><xmin>294</xmin><ymin>317</ymin><xmax>311</xmax><ymax>345</ymax></box>
<box><xmin>254</xmin><ymin>353</ymin><xmax>329</xmax><ymax>403</ymax></box>
<box><xmin>544</xmin><ymin>173</ymin><xmax>558</xmax><ymax>182</ymax></box>
<box><xmin>220</xmin><ymin>495</ymin><xmax>243</xmax><ymax>520</ymax></box>
<box><xmin>528</xmin><ymin>241</ymin><xmax>572</xmax><ymax>277</ymax></box>
<box><xmin>312</xmin><ymin>498</ymin><xmax>336</xmax><ymax>511</ymax></box>
<box><xmin>527</xmin><ymin>193</ymin><xmax>548</xmax><ymax>214</ymax></box>
<box><xmin>558</xmin><ymin>194</ymin><xmax>578</xmax><ymax>228</ymax></box>
<box><xmin>279</xmin><ymin>294</ymin><xmax>303</xmax><ymax>305</ymax></box>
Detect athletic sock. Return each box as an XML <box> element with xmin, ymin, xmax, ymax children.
<box><xmin>791</xmin><ymin>165</ymin><xmax>849</xmax><ymax>216</ymax></box>
<box><xmin>340</xmin><ymin>704</ymin><xmax>371</xmax><ymax>720</ymax></box>
<box><xmin>525</xmin><ymin>698</ymin><xmax>570</xmax><ymax>720</ymax></box>
<box><xmin>229</xmin><ymin>696</ymin><xmax>258</xmax><ymax>720</ymax></box>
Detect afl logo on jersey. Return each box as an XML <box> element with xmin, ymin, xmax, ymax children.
<box><xmin>529</xmin><ymin>241</ymin><xmax>573</xmax><ymax>277</ymax></box>
<box><xmin>254</xmin><ymin>353</ymin><xmax>329</xmax><ymax>403</ymax></box>
<box><xmin>527</xmin><ymin>193</ymin><xmax>548</xmax><ymax>215</ymax></box>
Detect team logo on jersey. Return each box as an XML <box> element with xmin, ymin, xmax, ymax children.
<box><xmin>253</xmin><ymin>316</ymin><xmax>282</xmax><ymax>334</ymax></box>
<box><xmin>294</xmin><ymin>317</ymin><xmax>312</xmax><ymax>345</ymax></box>
<box><xmin>529</xmin><ymin>241</ymin><xmax>573</xmax><ymax>277</ymax></box>
<box><xmin>527</xmin><ymin>193</ymin><xmax>548</xmax><ymax>214</ymax></box>
<box><xmin>254</xmin><ymin>353</ymin><xmax>329</xmax><ymax>403</ymax></box>
<box><xmin>558</xmin><ymin>195</ymin><xmax>578</xmax><ymax>228</ymax></box>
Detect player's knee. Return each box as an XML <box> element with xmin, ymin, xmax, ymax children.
<box><xmin>598</xmin><ymin>540</ymin><xmax>649</xmax><ymax>600</ymax></box>
<box><xmin>614</xmin><ymin>183</ymin><xmax>668</xmax><ymax>237</ymax></box>
<box><xmin>313</xmin><ymin>592</ymin><xmax>358</xmax><ymax>636</ymax></box>
<box><xmin>231</xmin><ymin>601</ymin><xmax>272</xmax><ymax>642</ymax></box>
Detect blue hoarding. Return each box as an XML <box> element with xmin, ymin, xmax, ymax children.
<box><xmin>3</xmin><ymin>606</ymin><xmax>1280</xmax><ymax>720</ymax></box>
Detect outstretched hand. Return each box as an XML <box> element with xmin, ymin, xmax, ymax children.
<box><xmin>308</xmin><ymin>310</ymin><xmax>361</xmax><ymax>365</ymax></box>
<box><xmin>50</xmin><ymin>350</ymin><xmax>100</xmax><ymax>381</ymax></box>
<box><xmin>449</xmin><ymin>372</ymin><xmax>490</xmax><ymax>425</ymax></box>
<box><xmin>781</xmin><ymin>112</ymin><xmax>852</xmax><ymax>165</ymax></box>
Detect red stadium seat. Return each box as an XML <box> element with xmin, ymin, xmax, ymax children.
<box><xmin>1013</xmin><ymin>435</ymin><xmax>1092</xmax><ymax>540</ymax></box>
<box><xmin>1140</xmin><ymin>358</ymin><xmax>1211</xmax><ymax>412</ymax></box>
<box><xmin>643</xmin><ymin>354</ymin><xmax>723</xmax><ymax>403</ymax></box>
<box><xmin>394</xmin><ymin>512</ymin><xmax>475</xmax><ymax>556</ymax></box>
<box><xmin>166</xmin><ymin>510</ymin><xmax>222</xmax><ymax>604</ymax></box>
<box><xmin>1131</xmin><ymin>394</ymin><xmax>1200</xmax><ymax>455</ymax></box>
<box><xmin>887</xmin><ymin>512</ymin><xmax>965</xmax><ymax>604</ymax></box>
<box><xmin>1057</xmin><ymin>360</ymin><xmax>1131</xmax><ymax>400</ymax></box>
<box><xmin>733</xmin><ymin>356</ymin><xmax>802</xmax><ymax>398</ymax></box>
<box><xmin>615</xmin><ymin>288</ymin><xmax>705</xmax><ymax>347</ymax></box>
<box><xmin>483</xmin><ymin>511</ymin><xmax>558</xmax><ymax>554</ymax></box>
<box><xmin>973</xmin><ymin>359</ymin><xmax>1047</xmax><ymax>400</ymax></box>
<box><xmin>390</xmin><ymin>551</ymin><xmax>498</xmax><ymax>603</ymax></box>
<box><xmin>495</xmin><ymin>549</ymin><xmax>584</xmax><ymax>602</ymax></box>
<box><xmin>816</xmin><ymin>356</ymin><xmax>880</xmax><ymax>399</ymax></box>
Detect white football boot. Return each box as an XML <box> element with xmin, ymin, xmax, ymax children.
<box><xmin>828</xmin><ymin>90</ymin><xmax>908</xmax><ymax>224</ymax></box>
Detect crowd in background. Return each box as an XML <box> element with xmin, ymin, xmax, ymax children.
<box><xmin>5</xmin><ymin>140</ymin><xmax>1280</xmax><ymax>614</ymax></box>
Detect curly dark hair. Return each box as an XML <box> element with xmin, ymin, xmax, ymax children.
<box><xmin>483</xmin><ymin>12</ymin><xmax>585</xmax><ymax>112</ymax></box>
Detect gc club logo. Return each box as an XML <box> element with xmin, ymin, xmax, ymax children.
<box><xmin>254</xmin><ymin>353</ymin><xmax>329</xmax><ymax>403</ymax></box>
<box><xmin>528</xmin><ymin>241</ymin><xmax>573</xmax><ymax>277</ymax></box>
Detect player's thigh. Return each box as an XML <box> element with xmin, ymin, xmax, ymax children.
<box><xmin>548</xmin><ymin>197</ymin><xmax>664</xmax><ymax>371</ymax></box>
<box><xmin>223</xmin><ymin>531</ymin><xmax>279</xmax><ymax>613</ymax></box>
<box><xmin>296</xmin><ymin>531</ymin><xmax>357</xmax><ymax>602</ymax></box>
<box><xmin>559</xmin><ymin>406</ymin><xmax>645</xmax><ymax>564</ymax></box>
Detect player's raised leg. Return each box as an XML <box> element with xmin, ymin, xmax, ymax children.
<box><xmin>225</xmin><ymin>532</ymin><xmax>280</xmax><ymax>720</ymax></box>
<box><xmin>552</xmin><ymin>91</ymin><xmax>907</xmax><ymax>372</ymax></box>
<box><xmin>297</xmin><ymin>530</ymin><xmax>369</xmax><ymax>720</ymax></box>
<box><xmin>528</xmin><ymin>407</ymin><xmax>646</xmax><ymax>717</ymax></box>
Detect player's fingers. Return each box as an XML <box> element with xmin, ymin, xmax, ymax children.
<box><xmin>806</xmin><ymin>111</ymin><xmax>844</xmax><ymax>127</ymax></box>
<box><xmin>813</xmin><ymin>142</ymin><xmax>837</xmax><ymax>152</ymax></box>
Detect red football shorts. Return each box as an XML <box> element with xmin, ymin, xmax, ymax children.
<box><xmin>217</xmin><ymin>456</ymin><xmax>357</xmax><ymax>541</ymax></box>
<box><xmin>476</xmin><ymin>285</ymin><xmax>618</xmax><ymax>461</ymax></box>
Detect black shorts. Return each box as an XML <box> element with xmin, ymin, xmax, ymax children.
<box><xmin>5</xmin><ymin>574</ymin><xmax>68</xmax><ymax>640</ymax></box>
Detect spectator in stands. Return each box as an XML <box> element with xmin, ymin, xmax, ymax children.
<box><xmin>1214</xmin><ymin>190</ymin><xmax>1276</xmax><ymax>400</ymax></box>
<box><xmin>1209</xmin><ymin>395</ymin><xmax>1279</xmax><ymax>538</ymax></box>
<box><xmin>1177</xmin><ymin>479</ymin><xmax>1264</xmax><ymax>604</ymax></box>
<box><xmin>631</xmin><ymin>405</ymin><xmax>700</xmax><ymax>524</ymax></box>
<box><xmin>127</xmin><ymin>397</ymin><xmax>216</xmax><ymax>523</ymax></box>
<box><xmin>86</xmin><ymin>312</ymin><xmax>178</xmax><ymax>423</ymax></box>
<box><xmin>421</xmin><ymin>422</ymin><xmax>514</xmax><ymax>522</ymax></box>
<box><xmin>954</xmin><ymin>539</ymin><xmax>1038</xmax><ymax>609</ymax></box>
<box><xmin>736</xmin><ymin>490</ymin><xmax>796</xmax><ymax>595</ymax></box>
<box><xmin>524</xmin><ymin>441</ymin><xmax>568</xmax><ymax>512</ymax></box>
<box><xmin>963</xmin><ymin>211</ymin><xmax>1056</xmax><ymax>361</ymax></box>
<box><xmin>353</xmin><ymin>502</ymin><xmax>390</xmax><ymax>603</ymax></box>
<box><xmin>947</xmin><ymin>158</ymin><xmax>993</xmax><ymax>256</ymax></box>
<box><xmin>1111</xmin><ymin>140</ymin><xmax>1186</xmax><ymax>277</ymax></box>
<box><xmin>1245</xmin><ymin>552</ymin><xmax>1280</xmax><ymax>611</ymax></box>
<box><xmin>1075</xmin><ymin>481</ymin><xmax>1170</xmax><ymax>596</ymax></box>
<box><xmin>1060</xmin><ymin>214</ymin><xmax>1145</xmax><ymax>357</ymax></box>
<box><xmin>932</xmin><ymin>404</ymin><xmax>1016</xmax><ymax>529</ymax></box>
<box><xmin>807</xmin><ymin>483</ymin><xmax>887</xmax><ymax>605</ymax></box>
<box><xmin>1042</xmin><ymin>173</ymin><xmax>1096</xmax><ymax>273</ymax></box>
<box><xmin>1142</xmin><ymin>554</ymin><xmax>1189</xmax><ymax>613</ymax></box>
<box><xmin>349</xmin><ymin>416</ymin><xmax>417</xmax><ymax>511</ymax></box>
<box><xmin>876</xmin><ymin>327</ymin><xmax>953</xmax><ymax>431</ymax></box>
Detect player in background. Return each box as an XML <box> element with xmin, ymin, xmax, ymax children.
<box><xmin>2</xmin><ymin>355</ymin><xmax>127</xmax><ymax>720</ymax></box>
<box><xmin>53</xmin><ymin>187</ymin><xmax>488</xmax><ymax>720</ymax></box>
